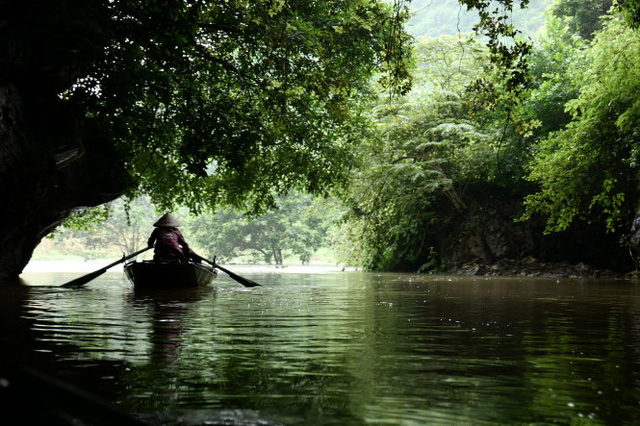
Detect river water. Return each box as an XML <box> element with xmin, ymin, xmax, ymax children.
<box><xmin>2</xmin><ymin>267</ymin><xmax>640</xmax><ymax>425</ymax></box>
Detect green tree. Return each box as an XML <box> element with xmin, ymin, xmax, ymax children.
<box><xmin>0</xmin><ymin>0</ymin><xmax>413</xmax><ymax>279</ymax></box>
<box><xmin>456</xmin><ymin>0</ymin><xmax>640</xmax><ymax>101</ymax></box>
<box><xmin>64</xmin><ymin>0</ymin><xmax>414</xmax><ymax>213</ymax></box>
<box><xmin>52</xmin><ymin>197</ymin><xmax>159</xmax><ymax>255</ymax></box>
<box><xmin>187</xmin><ymin>193</ymin><xmax>330</xmax><ymax>265</ymax></box>
<box><xmin>339</xmin><ymin>35</ymin><xmax>504</xmax><ymax>271</ymax></box>
<box><xmin>551</xmin><ymin>0</ymin><xmax>613</xmax><ymax>40</ymax></box>
<box><xmin>522</xmin><ymin>14</ymin><xmax>640</xmax><ymax>235</ymax></box>
<box><xmin>618</xmin><ymin>0</ymin><xmax>640</xmax><ymax>28</ymax></box>
<box><xmin>520</xmin><ymin>13</ymin><xmax>588</xmax><ymax>139</ymax></box>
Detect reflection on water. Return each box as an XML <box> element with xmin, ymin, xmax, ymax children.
<box><xmin>2</xmin><ymin>270</ymin><xmax>640</xmax><ymax>424</ymax></box>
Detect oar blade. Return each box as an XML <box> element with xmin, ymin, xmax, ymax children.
<box><xmin>214</xmin><ymin>264</ymin><xmax>261</xmax><ymax>287</ymax></box>
<box><xmin>224</xmin><ymin>270</ymin><xmax>261</xmax><ymax>287</ymax></box>
<box><xmin>59</xmin><ymin>247</ymin><xmax>152</xmax><ymax>289</ymax></box>
<box><xmin>192</xmin><ymin>254</ymin><xmax>261</xmax><ymax>287</ymax></box>
<box><xmin>60</xmin><ymin>269</ymin><xmax>107</xmax><ymax>289</ymax></box>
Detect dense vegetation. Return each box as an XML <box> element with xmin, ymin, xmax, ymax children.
<box><xmin>60</xmin><ymin>0</ymin><xmax>413</xmax><ymax>213</ymax></box>
<box><xmin>43</xmin><ymin>0</ymin><xmax>640</xmax><ymax>273</ymax></box>
<box><xmin>336</xmin><ymin>0</ymin><xmax>640</xmax><ymax>272</ymax></box>
<box><xmin>0</xmin><ymin>0</ymin><xmax>414</xmax><ymax>279</ymax></box>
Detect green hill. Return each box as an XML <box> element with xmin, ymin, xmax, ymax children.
<box><xmin>407</xmin><ymin>0</ymin><xmax>552</xmax><ymax>38</ymax></box>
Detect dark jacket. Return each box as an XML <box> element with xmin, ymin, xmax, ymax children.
<box><xmin>148</xmin><ymin>227</ymin><xmax>190</xmax><ymax>261</ymax></box>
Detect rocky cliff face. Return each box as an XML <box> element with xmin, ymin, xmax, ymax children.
<box><xmin>0</xmin><ymin>84</ymin><xmax>126</xmax><ymax>281</ymax></box>
<box><xmin>0</xmin><ymin>3</ymin><xmax>127</xmax><ymax>281</ymax></box>
<box><xmin>438</xmin><ymin>190</ymin><xmax>634</xmax><ymax>276</ymax></box>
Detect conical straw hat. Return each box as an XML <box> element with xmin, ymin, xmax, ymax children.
<box><xmin>153</xmin><ymin>213</ymin><xmax>182</xmax><ymax>227</ymax></box>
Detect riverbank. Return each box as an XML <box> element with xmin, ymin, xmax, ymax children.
<box><xmin>23</xmin><ymin>260</ymin><xmax>355</xmax><ymax>274</ymax></box>
<box><xmin>22</xmin><ymin>258</ymin><xmax>633</xmax><ymax>279</ymax></box>
<box><xmin>450</xmin><ymin>256</ymin><xmax>632</xmax><ymax>279</ymax></box>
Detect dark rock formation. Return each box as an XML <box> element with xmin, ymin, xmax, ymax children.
<box><xmin>438</xmin><ymin>188</ymin><xmax>635</xmax><ymax>276</ymax></box>
<box><xmin>0</xmin><ymin>2</ymin><xmax>127</xmax><ymax>281</ymax></box>
<box><xmin>453</xmin><ymin>257</ymin><xmax>623</xmax><ymax>279</ymax></box>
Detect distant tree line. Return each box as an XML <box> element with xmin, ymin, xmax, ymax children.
<box><xmin>48</xmin><ymin>194</ymin><xmax>335</xmax><ymax>265</ymax></box>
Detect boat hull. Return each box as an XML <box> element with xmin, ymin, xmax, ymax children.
<box><xmin>124</xmin><ymin>261</ymin><xmax>217</xmax><ymax>289</ymax></box>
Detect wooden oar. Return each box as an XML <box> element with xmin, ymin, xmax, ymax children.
<box><xmin>192</xmin><ymin>253</ymin><xmax>261</xmax><ymax>287</ymax></box>
<box><xmin>61</xmin><ymin>247</ymin><xmax>152</xmax><ymax>289</ymax></box>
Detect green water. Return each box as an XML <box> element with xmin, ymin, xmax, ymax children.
<box><xmin>2</xmin><ymin>269</ymin><xmax>640</xmax><ymax>424</ymax></box>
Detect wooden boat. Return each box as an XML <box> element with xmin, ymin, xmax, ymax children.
<box><xmin>124</xmin><ymin>260</ymin><xmax>217</xmax><ymax>289</ymax></box>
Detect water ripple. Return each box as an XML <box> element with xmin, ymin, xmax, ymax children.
<box><xmin>2</xmin><ymin>273</ymin><xmax>640</xmax><ymax>424</ymax></box>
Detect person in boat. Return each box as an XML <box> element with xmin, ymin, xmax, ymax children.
<box><xmin>148</xmin><ymin>213</ymin><xmax>193</xmax><ymax>263</ymax></box>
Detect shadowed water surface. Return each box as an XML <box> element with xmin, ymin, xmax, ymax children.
<box><xmin>2</xmin><ymin>269</ymin><xmax>640</xmax><ymax>424</ymax></box>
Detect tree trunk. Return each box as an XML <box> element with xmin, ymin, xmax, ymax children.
<box><xmin>272</xmin><ymin>246</ymin><xmax>283</xmax><ymax>266</ymax></box>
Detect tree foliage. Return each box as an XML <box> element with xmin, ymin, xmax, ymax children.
<box><xmin>522</xmin><ymin>14</ymin><xmax>588</xmax><ymax>139</ymax></box>
<box><xmin>457</xmin><ymin>0</ymin><xmax>534</xmax><ymax>98</ymax></box>
<box><xmin>619</xmin><ymin>0</ymin><xmax>640</xmax><ymax>28</ymax></box>
<box><xmin>187</xmin><ymin>193</ymin><xmax>330</xmax><ymax>264</ymax></box>
<box><xmin>337</xmin><ymin>1</ymin><xmax>640</xmax><ymax>272</ymax></box>
<box><xmin>30</xmin><ymin>0</ymin><xmax>640</xmax><ymax>273</ymax></box>
<box><xmin>49</xmin><ymin>193</ymin><xmax>332</xmax><ymax>264</ymax></box>
<box><xmin>406</xmin><ymin>0</ymin><xmax>550</xmax><ymax>38</ymax></box>
<box><xmin>52</xmin><ymin>197</ymin><xmax>158</xmax><ymax>255</ymax></box>
<box><xmin>57</xmin><ymin>0</ymin><xmax>413</xmax><ymax>216</ymax></box>
<box><xmin>551</xmin><ymin>0</ymin><xmax>613</xmax><ymax>40</ymax></box>
<box><xmin>522</xmin><ymin>14</ymin><xmax>640</xmax><ymax>234</ymax></box>
<box><xmin>338</xmin><ymin>35</ymin><xmax>504</xmax><ymax>271</ymax></box>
